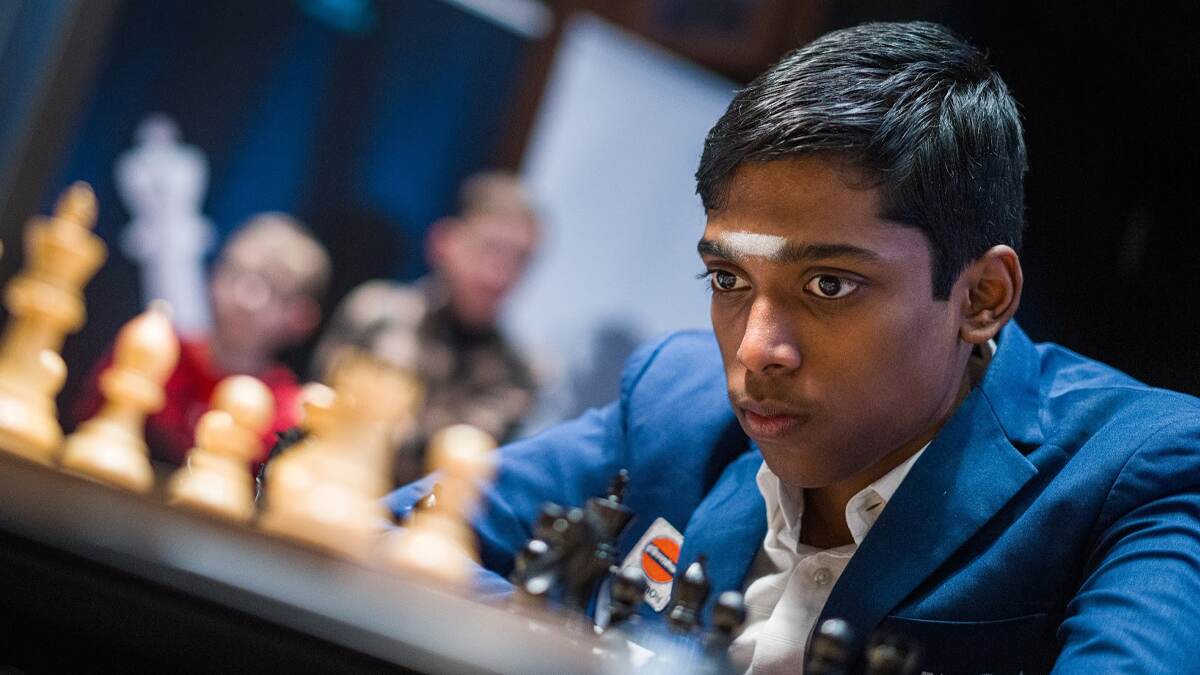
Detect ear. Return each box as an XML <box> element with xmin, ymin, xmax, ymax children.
<box><xmin>425</xmin><ymin>217</ymin><xmax>461</xmax><ymax>269</ymax></box>
<box><xmin>957</xmin><ymin>245</ymin><xmax>1022</xmax><ymax>345</ymax></box>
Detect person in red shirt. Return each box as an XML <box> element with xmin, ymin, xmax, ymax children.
<box><xmin>72</xmin><ymin>213</ymin><xmax>331</xmax><ymax>466</ymax></box>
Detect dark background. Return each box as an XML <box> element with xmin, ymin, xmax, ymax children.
<box><xmin>832</xmin><ymin>1</ymin><xmax>1200</xmax><ymax>397</ymax></box>
<box><xmin>1</xmin><ymin>0</ymin><xmax>1197</xmax><ymax>402</ymax></box>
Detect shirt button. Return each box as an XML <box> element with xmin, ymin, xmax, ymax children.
<box><xmin>811</xmin><ymin>567</ymin><xmax>833</xmax><ymax>585</ymax></box>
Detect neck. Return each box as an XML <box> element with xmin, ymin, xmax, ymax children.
<box><xmin>446</xmin><ymin>304</ymin><xmax>497</xmax><ymax>338</ymax></box>
<box><xmin>799</xmin><ymin>355</ymin><xmax>975</xmax><ymax>548</ymax></box>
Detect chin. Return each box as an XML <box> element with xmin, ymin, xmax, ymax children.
<box><xmin>459</xmin><ymin>309</ymin><xmax>497</xmax><ymax>330</ymax></box>
<box><xmin>758</xmin><ymin>441</ymin><xmax>866</xmax><ymax>490</ymax></box>
<box><xmin>759</xmin><ymin>444</ymin><xmax>827</xmax><ymax>488</ymax></box>
<box><xmin>218</xmin><ymin>330</ymin><xmax>270</xmax><ymax>353</ymax></box>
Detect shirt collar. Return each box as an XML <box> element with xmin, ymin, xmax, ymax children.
<box><xmin>756</xmin><ymin>444</ymin><xmax>928</xmax><ymax>551</ymax></box>
<box><xmin>755</xmin><ymin>338</ymin><xmax>995</xmax><ymax>551</ymax></box>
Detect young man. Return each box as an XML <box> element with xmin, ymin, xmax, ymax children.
<box><xmin>73</xmin><ymin>213</ymin><xmax>330</xmax><ymax>466</ymax></box>
<box><xmin>388</xmin><ymin>22</ymin><xmax>1200</xmax><ymax>672</ymax></box>
<box><xmin>313</xmin><ymin>171</ymin><xmax>539</xmax><ymax>484</ymax></box>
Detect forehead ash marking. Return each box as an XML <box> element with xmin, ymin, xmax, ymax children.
<box><xmin>719</xmin><ymin>231</ymin><xmax>789</xmax><ymax>259</ymax></box>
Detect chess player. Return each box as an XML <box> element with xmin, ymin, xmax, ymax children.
<box><xmin>388</xmin><ymin>21</ymin><xmax>1200</xmax><ymax>673</ymax></box>
<box><xmin>312</xmin><ymin>171</ymin><xmax>539</xmax><ymax>484</ymax></box>
<box><xmin>73</xmin><ymin>213</ymin><xmax>330</xmax><ymax>466</ymax></box>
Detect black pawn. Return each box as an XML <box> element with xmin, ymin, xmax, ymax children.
<box><xmin>864</xmin><ymin>631</ymin><xmax>920</xmax><ymax>675</ymax></box>
<box><xmin>510</xmin><ymin>502</ymin><xmax>573</xmax><ymax>609</ymax></box>
<box><xmin>511</xmin><ymin>538</ymin><xmax>550</xmax><ymax>589</ymax></box>
<box><xmin>510</xmin><ymin>503</ymin><xmax>567</xmax><ymax>584</ymax></box>
<box><xmin>705</xmin><ymin>590</ymin><xmax>747</xmax><ymax>653</ymax></box>
<box><xmin>559</xmin><ymin>507</ymin><xmax>605</xmax><ymax>611</ymax></box>
<box><xmin>531</xmin><ymin>501</ymin><xmax>569</xmax><ymax>543</ymax></box>
<box><xmin>805</xmin><ymin>618</ymin><xmax>856</xmax><ymax>675</ymax></box>
<box><xmin>606</xmin><ymin>565</ymin><xmax>648</xmax><ymax>631</ymax></box>
<box><xmin>412</xmin><ymin>483</ymin><xmax>440</xmax><ymax>512</ymax></box>
<box><xmin>666</xmin><ymin>555</ymin><xmax>710</xmax><ymax>633</ymax></box>
<box><xmin>597</xmin><ymin>566</ymin><xmax>647</xmax><ymax>667</ymax></box>
<box><xmin>254</xmin><ymin>426</ymin><xmax>307</xmax><ymax>503</ymax></box>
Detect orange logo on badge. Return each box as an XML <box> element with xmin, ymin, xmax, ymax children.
<box><xmin>641</xmin><ymin>536</ymin><xmax>680</xmax><ymax>584</ymax></box>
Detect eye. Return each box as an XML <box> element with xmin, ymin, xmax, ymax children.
<box><xmin>804</xmin><ymin>274</ymin><xmax>859</xmax><ymax>299</ymax></box>
<box><xmin>707</xmin><ymin>269</ymin><xmax>749</xmax><ymax>292</ymax></box>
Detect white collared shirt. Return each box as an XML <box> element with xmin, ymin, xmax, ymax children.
<box><xmin>731</xmin><ymin>340</ymin><xmax>995</xmax><ymax>673</ymax></box>
<box><xmin>729</xmin><ymin>448</ymin><xmax>926</xmax><ymax>674</ymax></box>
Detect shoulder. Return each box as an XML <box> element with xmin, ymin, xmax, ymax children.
<box><xmin>1029</xmin><ymin>341</ymin><xmax>1200</xmax><ymax>517</ymax></box>
<box><xmin>606</xmin><ymin>331</ymin><xmax>747</xmax><ymax>514</ymax></box>
<box><xmin>1035</xmin><ymin>340</ymin><xmax>1200</xmax><ymax>450</ymax></box>
<box><xmin>617</xmin><ymin>329</ymin><xmax>738</xmax><ymax>442</ymax></box>
<box><xmin>619</xmin><ymin>329</ymin><xmax>724</xmax><ymax>397</ymax></box>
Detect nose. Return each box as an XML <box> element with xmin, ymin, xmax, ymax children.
<box><xmin>231</xmin><ymin>272</ymin><xmax>271</xmax><ymax>312</ymax></box>
<box><xmin>736</xmin><ymin>297</ymin><xmax>801</xmax><ymax>374</ymax></box>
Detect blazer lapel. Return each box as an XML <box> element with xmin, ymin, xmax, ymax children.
<box><xmin>675</xmin><ymin>448</ymin><xmax>767</xmax><ymax>624</ymax></box>
<box><xmin>817</xmin><ymin>386</ymin><xmax>1038</xmax><ymax>653</ymax></box>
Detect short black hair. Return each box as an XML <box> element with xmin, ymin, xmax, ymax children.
<box><xmin>696</xmin><ymin>21</ymin><xmax>1026</xmax><ymax>299</ymax></box>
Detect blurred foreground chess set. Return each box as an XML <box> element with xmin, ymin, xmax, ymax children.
<box><xmin>0</xmin><ymin>185</ymin><xmax>454</xmax><ymax>558</ymax></box>
<box><xmin>0</xmin><ymin>185</ymin><xmax>917</xmax><ymax>674</ymax></box>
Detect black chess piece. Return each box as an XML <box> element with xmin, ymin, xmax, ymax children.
<box><xmin>705</xmin><ymin>590</ymin><xmax>747</xmax><ymax>655</ymax></box>
<box><xmin>666</xmin><ymin>555</ymin><xmax>710</xmax><ymax>633</ymax></box>
<box><xmin>690</xmin><ymin>590</ymin><xmax>747</xmax><ymax>674</ymax></box>
<box><xmin>512</xmin><ymin>538</ymin><xmax>553</xmax><ymax>598</ymax></box>
<box><xmin>559</xmin><ymin>507</ymin><xmax>607</xmax><ymax>611</ymax></box>
<box><xmin>412</xmin><ymin>483</ymin><xmax>439</xmax><ymax>513</ymax></box>
<box><xmin>511</xmin><ymin>503</ymin><xmax>566</xmax><ymax>582</ymax></box>
<box><xmin>596</xmin><ymin>564</ymin><xmax>649</xmax><ymax>667</ymax></box>
<box><xmin>864</xmin><ymin>630</ymin><xmax>921</xmax><ymax>675</ymax></box>
<box><xmin>805</xmin><ymin>618</ymin><xmax>856</xmax><ymax>675</ymax></box>
<box><xmin>586</xmin><ymin>469</ymin><xmax>634</xmax><ymax>542</ymax></box>
<box><xmin>568</xmin><ymin>469</ymin><xmax>637</xmax><ymax>612</ymax></box>
<box><xmin>399</xmin><ymin>482</ymin><xmax>441</xmax><ymax>526</ymax></box>
<box><xmin>606</xmin><ymin>565</ymin><xmax>648</xmax><ymax>631</ymax></box>
<box><xmin>511</xmin><ymin>503</ymin><xmax>571</xmax><ymax>603</ymax></box>
<box><xmin>512</xmin><ymin>473</ymin><xmax>641</xmax><ymax>619</ymax></box>
<box><xmin>254</xmin><ymin>426</ymin><xmax>307</xmax><ymax>503</ymax></box>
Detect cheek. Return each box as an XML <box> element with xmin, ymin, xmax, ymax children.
<box><xmin>834</xmin><ymin>305</ymin><xmax>959</xmax><ymax>425</ymax></box>
<box><xmin>710</xmin><ymin>302</ymin><xmax>747</xmax><ymax>364</ymax></box>
<box><xmin>211</xmin><ymin>292</ymin><xmax>239</xmax><ymax>319</ymax></box>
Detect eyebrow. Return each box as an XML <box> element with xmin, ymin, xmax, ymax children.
<box><xmin>696</xmin><ymin>238</ymin><xmax>882</xmax><ymax>265</ymax></box>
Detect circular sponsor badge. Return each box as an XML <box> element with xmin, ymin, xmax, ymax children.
<box><xmin>641</xmin><ymin>536</ymin><xmax>680</xmax><ymax>584</ymax></box>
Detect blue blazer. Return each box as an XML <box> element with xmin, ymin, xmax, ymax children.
<box><xmin>387</xmin><ymin>322</ymin><xmax>1200</xmax><ymax>674</ymax></box>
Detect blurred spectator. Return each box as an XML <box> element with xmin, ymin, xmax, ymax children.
<box><xmin>312</xmin><ymin>171</ymin><xmax>539</xmax><ymax>483</ymax></box>
<box><xmin>72</xmin><ymin>213</ymin><xmax>331</xmax><ymax>466</ymax></box>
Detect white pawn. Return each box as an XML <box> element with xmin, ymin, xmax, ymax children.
<box><xmin>261</xmin><ymin>351</ymin><xmax>423</xmax><ymax>559</ymax></box>
<box><xmin>168</xmin><ymin>375</ymin><xmax>274</xmax><ymax>522</ymax></box>
<box><xmin>385</xmin><ymin>424</ymin><xmax>496</xmax><ymax>584</ymax></box>
<box><xmin>259</xmin><ymin>373</ymin><xmax>401</xmax><ymax>559</ymax></box>
<box><xmin>60</xmin><ymin>303</ymin><xmax>179</xmax><ymax>492</ymax></box>
<box><xmin>257</xmin><ymin>382</ymin><xmax>339</xmax><ymax>537</ymax></box>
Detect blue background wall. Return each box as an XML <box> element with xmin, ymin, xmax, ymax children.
<box><xmin>46</xmin><ymin>0</ymin><xmax>531</xmax><ymax>391</ymax></box>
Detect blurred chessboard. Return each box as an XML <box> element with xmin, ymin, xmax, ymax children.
<box><xmin>0</xmin><ymin>451</ymin><xmax>609</xmax><ymax>675</ymax></box>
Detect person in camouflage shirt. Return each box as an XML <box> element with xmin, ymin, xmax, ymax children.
<box><xmin>312</xmin><ymin>172</ymin><xmax>539</xmax><ymax>485</ymax></box>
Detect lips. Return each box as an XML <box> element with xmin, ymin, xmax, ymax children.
<box><xmin>738</xmin><ymin>402</ymin><xmax>808</xmax><ymax>439</ymax></box>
